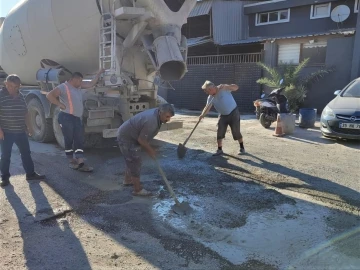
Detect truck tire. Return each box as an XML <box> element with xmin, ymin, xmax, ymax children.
<box><xmin>260</xmin><ymin>113</ymin><xmax>272</xmax><ymax>129</ymax></box>
<box><xmin>27</xmin><ymin>98</ymin><xmax>55</xmax><ymax>142</ymax></box>
<box><xmin>53</xmin><ymin>107</ymin><xmax>104</xmax><ymax>149</ymax></box>
<box><xmin>52</xmin><ymin>107</ymin><xmax>65</xmax><ymax>149</ymax></box>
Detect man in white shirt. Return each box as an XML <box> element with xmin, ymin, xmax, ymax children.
<box><xmin>199</xmin><ymin>80</ymin><xmax>245</xmax><ymax>156</ymax></box>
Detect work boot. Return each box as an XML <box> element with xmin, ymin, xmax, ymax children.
<box><xmin>69</xmin><ymin>159</ymin><xmax>78</xmax><ymax>169</ymax></box>
<box><xmin>212</xmin><ymin>149</ymin><xmax>224</xmax><ymax>156</ymax></box>
<box><xmin>0</xmin><ymin>178</ymin><xmax>10</xmax><ymax>187</ymax></box>
<box><xmin>26</xmin><ymin>172</ymin><xmax>45</xmax><ymax>181</ymax></box>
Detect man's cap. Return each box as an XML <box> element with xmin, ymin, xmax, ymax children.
<box><xmin>201</xmin><ymin>80</ymin><xmax>215</xmax><ymax>90</ymax></box>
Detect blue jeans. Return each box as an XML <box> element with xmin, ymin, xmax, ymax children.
<box><xmin>1</xmin><ymin>132</ymin><xmax>35</xmax><ymax>180</ymax></box>
<box><xmin>58</xmin><ymin>112</ymin><xmax>84</xmax><ymax>159</ymax></box>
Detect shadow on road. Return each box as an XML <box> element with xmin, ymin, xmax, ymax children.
<box><xmin>222</xmin><ymin>152</ymin><xmax>360</xmax><ymax>210</ymax></box>
<box><xmin>5</xmin><ymin>182</ymin><xmax>91</xmax><ymax>270</ymax></box>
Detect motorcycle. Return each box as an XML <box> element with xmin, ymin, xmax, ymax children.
<box><xmin>253</xmin><ymin>79</ymin><xmax>289</xmax><ymax>128</ymax></box>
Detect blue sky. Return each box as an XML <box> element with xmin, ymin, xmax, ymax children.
<box><xmin>0</xmin><ymin>0</ymin><xmax>22</xmax><ymax>17</ymax></box>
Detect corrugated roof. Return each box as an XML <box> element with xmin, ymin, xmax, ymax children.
<box><xmin>187</xmin><ymin>36</ymin><xmax>212</xmax><ymax>47</ymax></box>
<box><xmin>212</xmin><ymin>1</ymin><xmax>248</xmax><ymax>44</ymax></box>
<box><xmin>220</xmin><ymin>28</ymin><xmax>356</xmax><ymax>45</ymax></box>
<box><xmin>189</xmin><ymin>0</ymin><xmax>213</xmax><ymax>17</ymax></box>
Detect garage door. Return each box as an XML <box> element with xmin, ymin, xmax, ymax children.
<box><xmin>278</xmin><ymin>43</ymin><xmax>300</xmax><ymax>64</ymax></box>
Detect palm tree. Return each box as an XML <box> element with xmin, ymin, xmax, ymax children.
<box><xmin>256</xmin><ymin>58</ymin><xmax>334</xmax><ymax>112</ymax></box>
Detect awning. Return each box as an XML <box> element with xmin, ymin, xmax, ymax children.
<box><xmin>187</xmin><ymin>36</ymin><xmax>213</xmax><ymax>47</ymax></box>
<box><xmin>189</xmin><ymin>0</ymin><xmax>213</xmax><ymax>17</ymax></box>
<box><xmin>219</xmin><ymin>28</ymin><xmax>356</xmax><ymax>45</ymax></box>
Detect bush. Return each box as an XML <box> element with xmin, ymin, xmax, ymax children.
<box><xmin>256</xmin><ymin>58</ymin><xmax>334</xmax><ymax>112</ymax></box>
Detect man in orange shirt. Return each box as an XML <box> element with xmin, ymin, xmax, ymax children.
<box><xmin>46</xmin><ymin>69</ymin><xmax>104</xmax><ymax>172</ymax></box>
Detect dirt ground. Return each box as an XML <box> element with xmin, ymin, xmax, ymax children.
<box><xmin>0</xmin><ymin>111</ymin><xmax>359</xmax><ymax>270</ymax></box>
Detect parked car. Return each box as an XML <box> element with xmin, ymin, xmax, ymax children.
<box><xmin>320</xmin><ymin>78</ymin><xmax>360</xmax><ymax>140</ymax></box>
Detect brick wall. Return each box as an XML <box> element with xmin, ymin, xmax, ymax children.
<box><xmin>167</xmin><ymin>63</ymin><xmax>262</xmax><ymax>113</ymax></box>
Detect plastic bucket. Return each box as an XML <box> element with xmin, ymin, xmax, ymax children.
<box><xmin>299</xmin><ymin>108</ymin><xmax>317</xmax><ymax>128</ymax></box>
<box><xmin>279</xmin><ymin>113</ymin><xmax>296</xmax><ymax>134</ymax></box>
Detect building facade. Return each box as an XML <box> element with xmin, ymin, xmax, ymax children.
<box><xmin>243</xmin><ymin>0</ymin><xmax>360</xmax><ymax>111</ymax></box>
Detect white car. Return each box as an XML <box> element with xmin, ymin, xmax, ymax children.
<box><xmin>320</xmin><ymin>78</ymin><xmax>360</xmax><ymax>140</ymax></box>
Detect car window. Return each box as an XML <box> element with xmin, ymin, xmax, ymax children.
<box><xmin>342</xmin><ymin>80</ymin><xmax>360</xmax><ymax>98</ymax></box>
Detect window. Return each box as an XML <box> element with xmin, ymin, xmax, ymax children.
<box><xmin>355</xmin><ymin>0</ymin><xmax>359</xmax><ymax>13</ymax></box>
<box><xmin>342</xmin><ymin>80</ymin><xmax>360</xmax><ymax>98</ymax></box>
<box><xmin>256</xmin><ymin>9</ymin><xmax>290</xmax><ymax>26</ymax></box>
<box><xmin>278</xmin><ymin>41</ymin><xmax>327</xmax><ymax>66</ymax></box>
<box><xmin>301</xmin><ymin>41</ymin><xmax>327</xmax><ymax>66</ymax></box>
<box><xmin>278</xmin><ymin>43</ymin><xmax>300</xmax><ymax>64</ymax></box>
<box><xmin>310</xmin><ymin>3</ymin><xmax>331</xmax><ymax>19</ymax></box>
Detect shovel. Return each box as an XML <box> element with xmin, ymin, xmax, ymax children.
<box><xmin>177</xmin><ymin>97</ymin><xmax>214</xmax><ymax>159</ymax></box>
<box><xmin>154</xmin><ymin>158</ymin><xmax>193</xmax><ymax>215</ymax></box>
<box><xmin>177</xmin><ymin>119</ymin><xmax>201</xmax><ymax>159</ymax></box>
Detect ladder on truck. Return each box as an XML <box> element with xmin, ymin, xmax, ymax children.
<box><xmin>99</xmin><ymin>5</ymin><xmax>117</xmax><ymax>74</ymax></box>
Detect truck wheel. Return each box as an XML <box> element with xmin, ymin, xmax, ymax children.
<box><xmin>260</xmin><ymin>113</ymin><xmax>272</xmax><ymax>128</ymax></box>
<box><xmin>52</xmin><ymin>107</ymin><xmax>65</xmax><ymax>149</ymax></box>
<box><xmin>27</xmin><ymin>98</ymin><xmax>55</xmax><ymax>142</ymax></box>
<box><xmin>52</xmin><ymin>108</ymin><xmax>103</xmax><ymax>149</ymax></box>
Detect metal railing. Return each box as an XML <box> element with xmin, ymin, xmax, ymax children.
<box><xmin>187</xmin><ymin>53</ymin><xmax>262</xmax><ymax>65</ymax></box>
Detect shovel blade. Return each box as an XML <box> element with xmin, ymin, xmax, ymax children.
<box><xmin>177</xmin><ymin>143</ymin><xmax>187</xmax><ymax>159</ymax></box>
<box><xmin>171</xmin><ymin>201</ymin><xmax>193</xmax><ymax>215</ymax></box>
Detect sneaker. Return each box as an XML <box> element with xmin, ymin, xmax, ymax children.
<box><xmin>0</xmin><ymin>179</ymin><xmax>10</xmax><ymax>187</ymax></box>
<box><xmin>26</xmin><ymin>173</ymin><xmax>45</xmax><ymax>181</ymax></box>
<box><xmin>238</xmin><ymin>148</ymin><xmax>246</xmax><ymax>155</ymax></box>
<box><xmin>212</xmin><ymin>149</ymin><xmax>224</xmax><ymax>156</ymax></box>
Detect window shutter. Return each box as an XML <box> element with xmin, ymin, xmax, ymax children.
<box><xmin>278</xmin><ymin>43</ymin><xmax>300</xmax><ymax>64</ymax></box>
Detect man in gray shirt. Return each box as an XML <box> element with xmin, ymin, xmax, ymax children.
<box><xmin>199</xmin><ymin>80</ymin><xmax>245</xmax><ymax>156</ymax></box>
<box><xmin>117</xmin><ymin>104</ymin><xmax>175</xmax><ymax>196</ymax></box>
<box><xmin>46</xmin><ymin>69</ymin><xmax>104</xmax><ymax>172</ymax></box>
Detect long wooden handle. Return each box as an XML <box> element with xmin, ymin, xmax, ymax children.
<box><xmin>155</xmin><ymin>159</ymin><xmax>181</xmax><ymax>205</ymax></box>
<box><xmin>183</xmin><ymin>119</ymin><xmax>201</xmax><ymax>146</ymax></box>
<box><xmin>182</xmin><ymin>97</ymin><xmax>214</xmax><ymax>147</ymax></box>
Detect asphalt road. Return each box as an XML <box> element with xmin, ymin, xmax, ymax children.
<box><xmin>0</xmin><ymin>113</ymin><xmax>359</xmax><ymax>270</ymax></box>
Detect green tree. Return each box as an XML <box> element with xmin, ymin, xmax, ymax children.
<box><xmin>256</xmin><ymin>58</ymin><xmax>334</xmax><ymax>112</ymax></box>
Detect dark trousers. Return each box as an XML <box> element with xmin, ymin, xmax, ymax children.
<box><xmin>118</xmin><ymin>141</ymin><xmax>142</xmax><ymax>178</ymax></box>
<box><xmin>1</xmin><ymin>132</ymin><xmax>35</xmax><ymax>180</ymax></box>
<box><xmin>58</xmin><ymin>112</ymin><xmax>84</xmax><ymax>159</ymax></box>
<box><xmin>217</xmin><ymin>108</ymin><xmax>243</xmax><ymax>140</ymax></box>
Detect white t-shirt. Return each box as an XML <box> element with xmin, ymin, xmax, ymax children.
<box><xmin>207</xmin><ymin>89</ymin><xmax>237</xmax><ymax>115</ymax></box>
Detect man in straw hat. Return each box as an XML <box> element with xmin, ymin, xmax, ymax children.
<box><xmin>199</xmin><ymin>80</ymin><xmax>245</xmax><ymax>156</ymax></box>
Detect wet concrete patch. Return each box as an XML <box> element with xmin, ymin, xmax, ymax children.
<box><xmin>153</xmin><ymin>193</ymin><xmax>334</xmax><ymax>268</ymax></box>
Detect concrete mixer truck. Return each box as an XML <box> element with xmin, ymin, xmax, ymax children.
<box><xmin>0</xmin><ymin>0</ymin><xmax>195</xmax><ymax>148</ymax></box>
